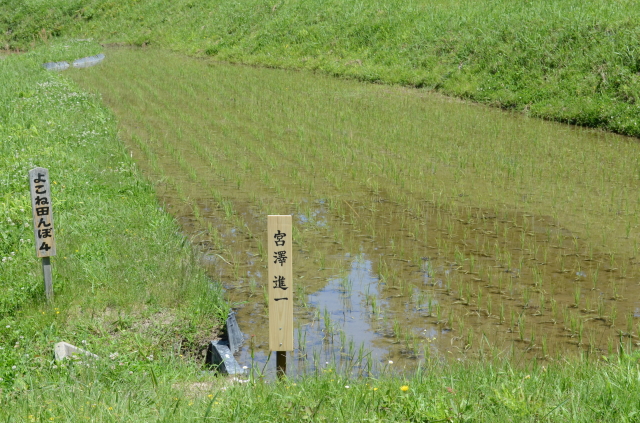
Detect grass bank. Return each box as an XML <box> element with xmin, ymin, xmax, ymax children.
<box><xmin>2</xmin><ymin>0</ymin><xmax>640</xmax><ymax>138</ymax></box>
<box><xmin>5</xmin><ymin>342</ymin><xmax>640</xmax><ymax>421</ymax></box>
<box><xmin>0</xmin><ymin>41</ymin><xmax>226</xmax><ymax>412</ymax></box>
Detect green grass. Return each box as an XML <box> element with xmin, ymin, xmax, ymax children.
<box><xmin>0</xmin><ymin>42</ymin><xmax>227</xmax><ymax>405</ymax></box>
<box><xmin>4</xmin><ymin>351</ymin><xmax>640</xmax><ymax>421</ymax></box>
<box><xmin>2</xmin><ymin>0</ymin><xmax>640</xmax><ymax>138</ymax></box>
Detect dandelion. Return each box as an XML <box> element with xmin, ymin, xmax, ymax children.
<box><xmin>208</xmin><ymin>394</ymin><xmax>213</xmax><ymax>399</ymax></box>
<box><xmin>400</xmin><ymin>385</ymin><xmax>409</xmax><ymax>392</ymax></box>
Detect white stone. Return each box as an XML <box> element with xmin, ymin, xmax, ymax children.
<box><xmin>54</xmin><ymin>342</ymin><xmax>99</xmax><ymax>361</ymax></box>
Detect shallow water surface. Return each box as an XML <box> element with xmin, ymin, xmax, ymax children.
<box><xmin>69</xmin><ymin>48</ymin><xmax>640</xmax><ymax>375</ymax></box>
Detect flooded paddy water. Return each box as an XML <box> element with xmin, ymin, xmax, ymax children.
<box><xmin>69</xmin><ymin>48</ymin><xmax>640</xmax><ymax>375</ymax></box>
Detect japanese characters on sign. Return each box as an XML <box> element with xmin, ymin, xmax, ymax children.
<box><xmin>29</xmin><ymin>168</ymin><xmax>56</xmax><ymax>258</ymax></box>
<box><xmin>268</xmin><ymin>216</ymin><xmax>293</xmax><ymax>351</ymax></box>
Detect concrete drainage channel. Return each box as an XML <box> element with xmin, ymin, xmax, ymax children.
<box><xmin>54</xmin><ymin>312</ymin><xmax>246</xmax><ymax>376</ymax></box>
<box><xmin>205</xmin><ymin>311</ymin><xmax>246</xmax><ymax>375</ymax></box>
<box><xmin>43</xmin><ymin>53</ymin><xmax>106</xmax><ymax>71</ymax></box>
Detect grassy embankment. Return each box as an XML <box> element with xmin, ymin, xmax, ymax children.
<box><xmin>2</xmin><ymin>0</ymin><xmax>640</xmax><ymax>137</ymax></box>
<box><xmin>0</xmin><ymin>42</ymin><xmax>229</xmax><ymax>420</ymax></box>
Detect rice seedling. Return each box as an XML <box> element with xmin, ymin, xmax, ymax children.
<box><xmin>63</xmin><ymin>45</ymin><xmax>640</xmax><ymax>368</ymax></box>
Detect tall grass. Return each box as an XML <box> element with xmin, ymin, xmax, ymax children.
<box><xmin>4</xmin><ymin>351</ymin><xmax>640</xmax><ymax>422</ymax></box>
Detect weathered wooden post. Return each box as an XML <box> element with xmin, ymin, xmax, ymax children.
<box><xmin>29</xmin><ymin>167</ymin><xmax>56</xmax><ymax>302</ymax></box>
<box><xmin>268</xmin><ymin>215</ymin><xmax>293</xmax><ymax>378</ymax></box>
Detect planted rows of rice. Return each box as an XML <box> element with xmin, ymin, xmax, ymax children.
<box><xmin>70</xmin><ymin>48</ymin><xmax>640</xmax><ymax>368</ymax></box>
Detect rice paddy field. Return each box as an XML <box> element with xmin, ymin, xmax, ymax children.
<box><xmin>69</xmin><ymin>47</ymin><xmax>640</xmax><ymax>374</ymax></box>
<box><xmin>3</xmin><ymin>0</ymin><xmax>640</xmax><ymax>418</ymax></box>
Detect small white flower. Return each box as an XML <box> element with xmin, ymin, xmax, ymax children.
<box><xmin>5</xmin><ymin>325</ymin><xmax>10</xmax><ymax>328</ymax></box>
<box><xmin>388</xmin><ymin>360</ymin><xmax>393</xmax><ymax>364</ymax></box>
<box><xmin>11</xmin><ymin>366</ymin><xmax>17</xmax><ymax>370</ymax></box>
<box><xmin>129</xmin><ymin>371</ymin><xmax>133</xmax><ymax>375</ymax></box>
<box><xmin>345</xmin><ymin>385</ymin><xmax>350</xmax><ymax>389</ymax></box>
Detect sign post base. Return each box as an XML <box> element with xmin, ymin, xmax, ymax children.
<box><xmin>42</xmin><ymin>256</ymin><xmax>53</xmax><ymax>302</ymax></box>
<box><xmin>276</xmin><ymin>351</ymin><xmax>287</xmax><ymax>379</ymax></box>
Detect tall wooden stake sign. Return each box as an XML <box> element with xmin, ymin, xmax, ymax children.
<box><xmin>29</xmin><ymin>167</ymin><xmax>56</xmax><ymax>302</ymax></box>
<box><xmin>268</xmin><ymin>215</ymin><xmax>293</xmax><ymax>378</ymax></box>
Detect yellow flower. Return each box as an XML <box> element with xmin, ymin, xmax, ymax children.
<box><xmin>208</xmin><ymin>394</ymin><xmax>213</xmax><ymax>399</ymax></box>
<box><xmin>400</xmin><ymin>385</ymin><xmax>409</xmax><ymax>392</ymax></box>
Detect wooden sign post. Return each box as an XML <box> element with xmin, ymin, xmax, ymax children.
<box><xmin>268</xmin><ymin>215</ymin><xmax>293</xmax><ymax>378</ymax></box>
<box><xmin>29</xmin><ymin>167</ymin><xmax>56</xmax><ymax>302</ymax></box>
